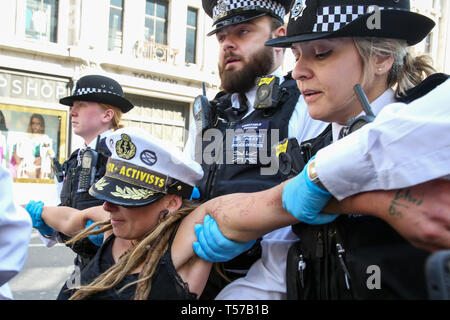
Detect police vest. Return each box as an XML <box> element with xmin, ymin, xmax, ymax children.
<box><xmin>58</xmin><ymin>136</ymin><xmax>111</xmax><ymax>264</ymax></box>
<box><xmin>198</xmin><ymin>74</ymin><xmax>300</xmax><ymax>200</ymax></box>
<box><xmin>286</xmin><ymin>73</ymin><xmax>449</xmax><ymax>300</ymax></box>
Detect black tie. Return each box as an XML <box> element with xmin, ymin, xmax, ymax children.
<box><xmin>338</xmin><ymin>126</ymin><xmax>349</xmax><ymax>140</ymax></box>
<box><xmin>223</xmin><ymin>92</ymin><xmax>249</xmax><ymax>122</ymax></box>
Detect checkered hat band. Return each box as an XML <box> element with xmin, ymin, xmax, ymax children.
<box><xmin>72</xmin><ymin>87</ymin><xmax>121</xmax><ymax>96</ymax></box>
<box><xmin>313</xmin><ymin>5</ymin><xmax>398</xmax><ymax>32</ymax></box>
<box><xmin>213</xmin><ymin>0</ymin><xmax>286</xmax><ymax>22</ymax></box>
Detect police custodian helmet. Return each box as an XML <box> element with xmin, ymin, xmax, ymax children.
<box><xmin>203</xmin><ymin>0</ymin><xmax>294</xmax><ymax>36</ymax></box>
<box><xmin>266</xmin><ymin>0</ymin><xmax>435</xmax><ymax>47</ymax></box>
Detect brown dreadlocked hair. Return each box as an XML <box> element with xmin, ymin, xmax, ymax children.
<box><xmin>65</xmin><ymin>200</ymin><xmax>199</xmax><ymax>300</ymax></box>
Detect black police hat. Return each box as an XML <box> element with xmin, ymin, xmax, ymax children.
<box><xmin>59</xmin><ymin>75</ymin><xmax>134</xmax><ymax>113</ymax></box>
<box><xmin>203</xmin><ymin>0</ymin><xmax>294</xmax><ymax>36</ymax></box>
<box><xmin>266</xmin><ymin>0</ymin><xmax>435</xmax><ymax>47</ymax></box>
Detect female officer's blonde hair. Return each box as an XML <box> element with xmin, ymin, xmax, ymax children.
<box><xmin>354</xmin><ymin>37</ymin><xmax>435</xmax><ymax>97</ymax></box>
<box><xmin>99</xmin><ymin>103</ymin><xmax>125</xmax><ymax>130</ymax></box>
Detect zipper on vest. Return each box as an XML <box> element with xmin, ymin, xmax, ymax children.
<box><xmin>336</xmin><ymin>243</ymin><xmax>351</xmax><ymax>290</ymax></box>
<box><xmin>316</xmin><ymin>231</ymin><xmax>324</xmax><ymax>258</ymax></box>
<box><xmin>67</xmin><ymin>167</ymin><xmax>77</xmax><ymax>206</ymax></box>
<box><xmin>297</xmin><ymin>254</ymin><xmax>306</xmax><ymax>289</ymax></box>
<box><xmin>205</xmin><ymin>163</ymin><xmax>217</xmax><ymax>199</ymax></box>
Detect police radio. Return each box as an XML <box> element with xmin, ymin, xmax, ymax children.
<box><xmin>51</xmin><ymin>157</ymin><xmax>64</xmax><ymax>183</ymax></box>
<box><xmin>343</xmin><ymin>84</ymin><xmax>376</xmax><ymax>136</ymax></box>
<box><xmin>193</xmin><ymin>95</ymin><xmax>212</xmax><ymax>135</ymax></box>
<box><xmin>77</xmin><ymin>148</ymin><xmax>98</xmax><ymax>193</ymax></box>
<box><xmin>254</xmin><ymin>75</ymin><xmax>281</xmax><ymax>109</ymax></box>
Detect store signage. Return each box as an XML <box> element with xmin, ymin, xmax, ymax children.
<box><xmin>132</xmin><ymin>72</ymin><xmax>178</xmax><ymax>84</ymax></box>
<box><xmin>0</xmin><ymin>71</ymin><xmax>68</xmax><ymax>103</ymax></box>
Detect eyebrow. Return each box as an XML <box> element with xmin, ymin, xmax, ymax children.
<box><xmin>217</xmin><ymin>21</ymin><xmax>257</xmax><ymax>36</ymax></box>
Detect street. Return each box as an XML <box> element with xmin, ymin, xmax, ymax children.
<box><xmin>9</xmin><ymin>230</ymin><xmax>77</xmax><ymax>300</ymax></box>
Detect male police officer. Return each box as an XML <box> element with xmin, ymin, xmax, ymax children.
<box><xmin>28</xmin><ymin>75</ymin><xmax>133</xmax><ymax>269</ymax></box>
<box><xmin>186</xmin><ymin>0</ymin><xmax>327</xmax><ymax>299</ymax></box>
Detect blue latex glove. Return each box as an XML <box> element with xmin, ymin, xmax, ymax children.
<box><xmin>193</xmin><ymin>215</ymin><xmax>256</xmax><ymax>262</ymax></box>
<box><xmin>85</xmin><ymin>220</ymin><xmax>103</xmax><ymax>247</ymax></box>
<box><xmin>282</xmin><ymin>158</ymin><xmax>339</xmax><ymax>224</ymax></box>
<box><xmin>25</xmin><ymin>200</ymin><xmax>54</xmax><ymax>236</ymax></box>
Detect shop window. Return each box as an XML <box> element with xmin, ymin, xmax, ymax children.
<box><xmin>0</xmin><ymin>105</ymin><xmax>67</xmax><ymax>183</ymax></box>
<box><xmin>145</xmin><ymin>0</ymin><xmax>168</xmax><ymax>45</ymax></box>
<box><xmin>25</xmin><ymin>0</ymin><xmax>58</xmax><ymax>42</ymax></box>
<box><xmin>185</xmin><ymin>7</ymin><xmax>198</xmax><ymax>64</ymax></box>
<box><xmin>108</xmin><ymin>0</ymin><xmax>124</xmax><ymax>52</ymax></box>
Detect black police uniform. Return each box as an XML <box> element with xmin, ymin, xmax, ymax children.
<box><xmin>285</xmin><ymin>73</ymin><xmax>449</xmax><ymax>300</ymax></box>
<box><xmin>198</xmin><ymin>73</ymin><xmax>301</xmax><ymax>298</ymax></box>
<box><xmin>57</xmin><ymin>135</ymin><xmax>111</xmax><ymax>268</ymax></box>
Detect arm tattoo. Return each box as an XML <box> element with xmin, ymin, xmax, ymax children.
<box><xmin>388</xmin><ymin>188</ymin><xmax>424</xmax><ymax>218</ymax></box>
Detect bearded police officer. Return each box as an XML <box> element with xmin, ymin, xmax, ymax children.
<box><xmin>186</xmin><ymin>0</ymin><xmax>327</xmax><ymax>299</ymax></box>
<box><xmin>26</xmin><ymin>75</ymin><xmax>134</xmax><ymax>269</ymax></box>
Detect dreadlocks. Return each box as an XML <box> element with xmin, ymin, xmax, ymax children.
<box><xmin>65</xmin><ymin>200</ymin><xmax>199</xmax><ymax>300</ymax></box>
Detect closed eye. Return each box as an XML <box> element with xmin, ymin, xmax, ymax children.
<box><xmin>315</xmin><ymin>50</ymin><xmax>332</xmax><ymax>59</ymax></box>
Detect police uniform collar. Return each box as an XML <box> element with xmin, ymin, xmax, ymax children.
<box><xmin>86</xmin><ymin>130</ymin><xmax>113</xmax><ymax>149</ymax></box>
<box><xmin>332</xmin><ymin>88</ymin><xmax>395</xmax><ymax>142</ymax></box>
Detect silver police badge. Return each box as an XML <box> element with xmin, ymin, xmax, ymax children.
<box><xmin>215</xmin><ymin>0</ymin><xmax>229</xmax><ymax>20</ymax></box>
<box><xmin>291</xmin><ymin>0</ymin><xmax>307</xmax><ymax>21</ymax></box>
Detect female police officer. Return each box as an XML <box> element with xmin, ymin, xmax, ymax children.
<box><xmin>193</xmin><ymin>0</ymin><xmax>450</xmax><ymax>299</ymax></box>
<box><xmin>30</xmin><ymin>75</ymin><xmax>134</xmax><ymax>268</ymax></box>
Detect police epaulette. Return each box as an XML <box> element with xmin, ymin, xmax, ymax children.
<box><xmin>397</xmin><ymin>73</ymin><xmax>449</xmax><ymax>103</ymax></box>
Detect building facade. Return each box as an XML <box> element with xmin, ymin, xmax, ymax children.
<box><xmin>1</xmin><ymin>0</ymin><xmax>448</xmax><ymax>204</ymax></box>
<box><xmin>411</xmin><ymin>0</ymin><xmax>450</xmax><ymax>73</ymax></box>
<box><xmin>0</xmin><ymin>0</ymin><xmax>221</xmax><ymax>204</ymax></box>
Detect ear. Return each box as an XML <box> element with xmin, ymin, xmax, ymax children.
<box><xmin>374</xmin><ymin>54</ymin><xmax>395</xmax><ymax>76</ymax></box>
<box><xmin>102</xmin><ymin>108</ymin><xmax>115</xmax><ymax>124</ymax></box>
<box><xmin>272</xmin><ymin>26</ymin><xmax>286</xmax><ymax>54</ymax></box>
<box><xmin>162</xmin><ymin>194</ymin><xmax>182</xmax><ymax>217</ymax></box>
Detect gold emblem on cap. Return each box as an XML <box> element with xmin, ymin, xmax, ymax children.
<box><xmin>116</xmin><ymin>134</ymin><xmax>137</xmax><ymax>160</ymax></box>
<box><xmin>111</xmin><ymin>186</ymin><xmax>155</xmax><ymax>200</ymax></box>
<box><xmin>94</xmin><ymin>177</ymin><xmax>109</xmax><ymax>191</ymax></box>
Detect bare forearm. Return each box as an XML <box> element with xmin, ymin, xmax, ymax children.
<box><xmin>41</xmin><ymin>206</ymin><xmax>88</xmax><ymax>236</ymax></box>
<box><xmin>208</xmin><ymin>181</ymin><xmax>298</xmax><ymax>242</ymax></box>
<box><xmin>332</xmin><ymin>179</ymin><xmax>450</xmax><ymax>251</ymax></box>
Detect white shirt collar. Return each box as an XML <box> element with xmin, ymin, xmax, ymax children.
<box><xmin>85</xmin><ymin>129</ymin><xmax>113</xmax><ymax>149</ymax></box>
<box><xmin>332</xmin><ymin>88</ymin><xmax>396</xmax><ymax>142</ymax></box>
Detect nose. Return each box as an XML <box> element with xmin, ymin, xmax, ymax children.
<box><xmin>292</xmin><ymin>57</ymin><xmax>313</xmax><ymax>82</ymax></box>
<box><xmin>70</xmin><ymin>105</ymin><xmax>78</xmax><ymax>117</ymax></box>
<box><xmin>221</xmin><ymin>34</ymin><xmax>236</xmax><ymax>52</ymax></box>
<box><xmin>103</xmin><ymin>201</ymin><xmax>118</xmax><ymax>212</ymax></box>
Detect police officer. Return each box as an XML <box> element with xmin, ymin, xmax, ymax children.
<box><xmin>195</xmin><ymin>0</ymin><xmax>445</xmax><ymax>300</ymax></box>
<box><xmin>29</xmin><ymin>75</ymin><xmax>134</xmax><ymax>268</ymax></box>
<box><xmin>187</xmin><ymin>0</ymin><xmax>327</xmax><ymax>298</ymax></box>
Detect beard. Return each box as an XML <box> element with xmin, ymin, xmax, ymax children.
<box><xmin>218</xmin><ymin>45</ymin><xmax>275</xmax><ymax>94</ymax></box>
